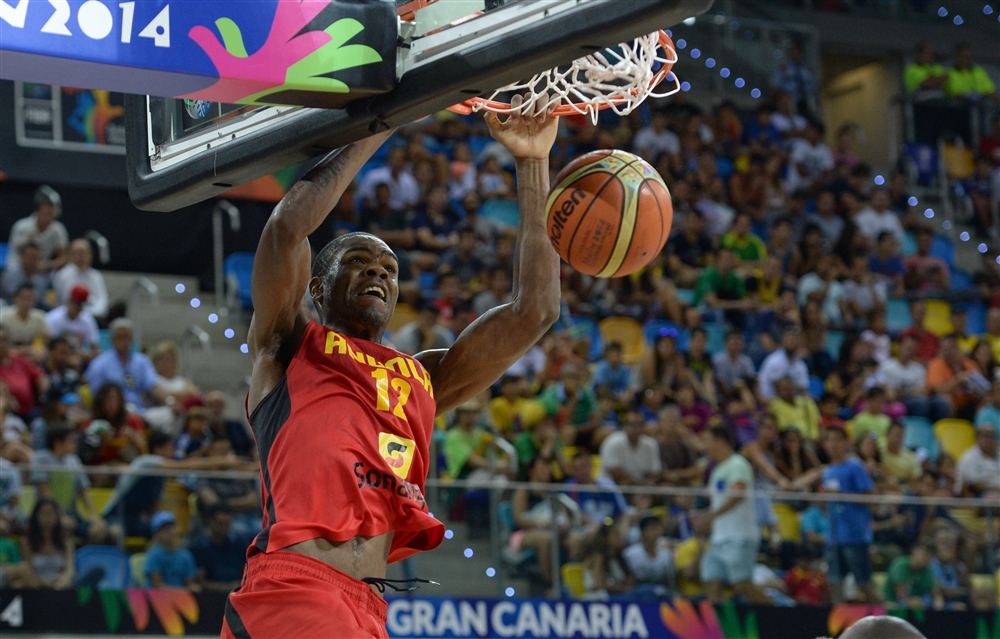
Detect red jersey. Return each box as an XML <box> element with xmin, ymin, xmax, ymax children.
<box><xmin>247</xmin><ymin>321</ymin><xmax>443</xmax><ymax>563</ymax></box>
<box><xmin>784</xmin><ymin>566</ymin><xmax>827</xmax><ymax>606</ymax></box>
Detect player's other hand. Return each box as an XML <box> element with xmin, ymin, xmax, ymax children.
<box><xmin>485</xmin><ymin>94</ymin><xmax>558</xmax><ymax>161</ymax></box>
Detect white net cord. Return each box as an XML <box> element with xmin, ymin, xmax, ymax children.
<box><xmin>468</xmin><ymin>32</ymin><xmax>679</xmax><ymax>123</ymax></box>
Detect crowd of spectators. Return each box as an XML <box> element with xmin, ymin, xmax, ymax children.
<box><xmin>355</xmin><ymin>89</ymin><xmax>999</xmax><ymax>606</ymax></box>
<box><xmin>1</xmin><ymin>64</ymin><xmax>998</xmax><ymax>609</ymax></box>
<box><xmin>0</xmin><ymin>192</ymin><xmax>259</xmax><ymax>590</ymax></box>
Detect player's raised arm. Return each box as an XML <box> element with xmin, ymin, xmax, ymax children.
<box><xmin>248</xmin><ymin>132</ymin><xmax>394</xmax><ymax>399</ymax></box>
<box><xmin>417</xmin><ymin>110</ymin><xmax>561</xmax><ymax>415</ymax></box>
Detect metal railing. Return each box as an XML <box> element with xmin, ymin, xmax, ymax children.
<box><xmin>14</xmin><ymin>462</ymin><xmax>999</xmax><ymax>602</ymax></box>
<box><xmin>180</xmin><ymin>325</ymin><xmax>212</xmax><ymax>379</ymax></box>
<box><xmin>213</xmin><ymin>200</ymin><xmax>241</xmax><ymax>309</ymax></box>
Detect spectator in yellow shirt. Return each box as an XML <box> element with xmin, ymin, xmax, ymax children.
<box><xmin>768</xmin><ymin>376</ymin><xmax>821</xmax><ymax>442</ymax></box>
<box><xmin>880</xmin><ymin>422</ymin><xmax>922</xmax><ymax>485</ymax></box>
<box><xmin>945</xmin><ymin>44</ymin><xmax>997</xmax><ymax>99</ymax></box>
<box><xmin>986</xmin><ymin>309</ymin><xmax>1000</xmax><ymax>363</ymax></box>
<box><xmin>904</xmin><ymin>42</ymin><xmax>949</xmax><ymax>92</ymax></box>
<box><xmin>488</xmin><ymin>374</ymin><xmax>530</xmax><ymax>436</ymax></box>
<box><xmin>720</xmin><ymin>212</ymin><xmax>767</xmax><ymax>269</ymax></box>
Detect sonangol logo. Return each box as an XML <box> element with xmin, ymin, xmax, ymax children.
<box><xmin>183</xmin><ymin>99</ymin><xmax>212</xmax><ymax>119</ymax></box>
<box><xmin>379</xmin><ymin>433</ymin><xmax>416</xmax><ymax>479</ymax></box>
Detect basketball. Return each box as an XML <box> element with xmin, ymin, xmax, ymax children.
<box><xmin>545</xmin><ymin>150</ymin><xmax>673</xmax><ymax>278</ymax></box>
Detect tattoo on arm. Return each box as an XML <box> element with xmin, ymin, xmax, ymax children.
<box><xmin>304</xmin><ymin>145</ymin><xmax>354</xmax><ymax>193</ymax></box>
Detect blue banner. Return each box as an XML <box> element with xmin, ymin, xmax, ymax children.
<box><xmin>0</xmin><ymin>0</ymin><xmax>396</xmax><ymax>107</ymax></box>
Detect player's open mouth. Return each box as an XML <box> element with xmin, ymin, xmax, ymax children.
<box><xmin>359</xmin><ymin>286</ymin><xmax>386</xmax><ymax>300</ymax></box>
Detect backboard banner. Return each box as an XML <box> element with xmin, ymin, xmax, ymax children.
<box><xmin>0</xmin><ymin>0</ymin><xmax>397</xmax><ymax>108</ymax></box>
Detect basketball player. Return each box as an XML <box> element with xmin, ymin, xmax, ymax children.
<box><xmin>220</xmin><ymin>110</ymin><xmax>560</xmax><ymax>639</ymax></box>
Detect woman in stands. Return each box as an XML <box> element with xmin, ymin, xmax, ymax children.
<box><xmin>970</xmin><ymin>340</ymin><xmax>998</xmax><ymax>381</ymax></box>
<box><xmin>637</xmin><ymin>333</ymin><xmax>688</xmax><ymax>401</ymax></box>
<box><xmin>8</xmin><ymin>498</ymin><xmax>74</xmax><ymax>589</ymax></box>
<box><xmin>78</xmin><ymin>383</ymin><xmax>147</xmax><ymax>478</ymax></box>
<box><xmin>774</xmin><ymin>426</ymin><xmax>824</xmax><ymax>490</ymax></box>
<box><xmin>801</xmin><ymin>300</ymin><xmax>832</xmax><ymax>380</ymax></box>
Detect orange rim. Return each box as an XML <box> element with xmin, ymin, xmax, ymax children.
<box><xmin>398</xmin><ymin>0</ymin><xmax>436</xmax><ymax>21</ymax></box>
<box><xmin>448</xmin><ymin>32</ymin><xmax>676</xmax><ymax>116</ymax></box>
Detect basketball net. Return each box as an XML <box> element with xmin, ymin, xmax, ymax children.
<box><xmin>449</xmin><ymin>32</ymin><xmax>679</xmax><ymax>123</ymax></box>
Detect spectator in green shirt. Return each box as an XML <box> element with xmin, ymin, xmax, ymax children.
<box><xmin>513</xmin><ymin>414</ymin><xmax>568</xmax><ymax>481</ymax></box>
<box><xmin>848</xmin><ymin>386</ymin><xmax>892</xmax><ymax>445</ymax></box>
<box><xmin>720</xmin><ymin>213</ymin><xmax>767</xmax><ymax>267</ymax></box>
<box><xmin>537</xmin><ymin>361</ymin><xmax>610</xmax><ymax>452</ymax></box>
<box><xmin>903</xmin><ymin>42</ymin><xmax>948</xmax><ymax>92</ymax></box>
<box><xmin>946</xmin><ymin>44</ymin><xmax>997</xmax><ymax>99</ymax></box>
<box><xmin>694</xmin><ymin>248</ymin><xmax>751</xmax><ymax>329</ymax></box>
<box><xmin>443</xmin><ymin>398</ymin><xmax>503</xmax><ymax>479</ymax></box>
<box><xmin>883</xmin><ymin>542</ymin><xmax>944</xmax><ymax>609</ymax></box>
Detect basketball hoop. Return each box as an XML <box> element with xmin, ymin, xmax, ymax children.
<box><xmin>448</xmin><ymin>31</ymin><xmax>679</xmax><ymax>123</ymax></box>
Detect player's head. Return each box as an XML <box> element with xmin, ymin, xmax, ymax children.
<box><xmin>309</xmin><ymin>232</ymin><xmax>399</xmax><ymax>341</ymax></box>
<box><xmin>837</xmin><ymin>616</ymin><xmax>926</xmax><ymax>639</ymax></box>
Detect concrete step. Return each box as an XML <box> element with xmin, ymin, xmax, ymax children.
<box><xmin>103</xmin><ymin>270</ymin><xmax>201</xmax><ymax>305</ymax></box>
<box><xmin>129</xmin><ymin>302</ymin><xmax>249</xmax><ymax>349</ymax></box>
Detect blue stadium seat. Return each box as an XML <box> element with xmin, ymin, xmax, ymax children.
<box><xmin>571</xmin><ymin>315</ymin><xmax>602</xmax><ymax>361</ymax></box>
<box><xmin>704</xmin><ymin>322</ymin><xmax>726</xmax><ymax>356</ymax></box>
<box><xmin>900</xmin><ymin>232</ymin><xmax>917</xmax><ymax>256</ymax></box>
<box><xmin>808</xmin><ymin>376</ymin><xmax>825</xmax><ymax>399</ymax></box>
<box><xmin>418</xmin><ymin>271</ymin><xmax>437</xmax><ymax>293</ymax></box>
<box><xmin>467</xmin><ymin>136</ymin><xmax>492</xmax><ymax>158</ymax></box>
<box><xmin>675</xmin><ymin>288</ymin><xmax>696</xmax><ymax>306</ymax></box>
<box><xmin>481</xmin><ymin>199</ymin><xmax>519</xmax><ymax>228</ymax></box>
<box><xmin>886</xmin><ymin>298</ymin><xmax>913</xmax><ymax>334</ymax></box>
<box><xmin>959</xmin><ymin>302</ymin><xmax>987</xmax><ymax>335</ymax></box>
<box><xmin>825</xmin><ymin>330</ymin><xmax>846</xmax><ymax>362</ymax></box>
<box><xmin>224</xmin><ymin>252</ymin><xmax>255</xmax><ymax>309</ymax></box>
<box><xmin>902</xmin><ymin>142</ymin><xmax>938</xmax><ymax>187</ymax></box>
<box><xmin>75</xmin><ymin>545</ymin><xmax>130</xmax><ymax>591</ymax></box>
<box><xmin>930</xmin><ymin>234</ymin><xmax>954</xmax><ymax>269</ymax></box>
<box><xmin>900</xmin><ymin>416</ymin><xmax>938</xmax><ymax>461</ymax></box>
<box><xmin>0</xmin><ymin>242</ymin><xmax>7</xmax><ymax>270</ymax></box>
<box><xmin>950</xmin><ymin>269</ymin><xmax>973</xmax><ymax>292</ymax></box>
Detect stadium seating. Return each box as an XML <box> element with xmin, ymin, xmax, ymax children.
<box><xmin>160</xmin><ymin>480</ymin><xmax>192</xmax><ymax>536</ymax></box>
<box><xmin>704</xmin><ymin>322</ymin><xmax>726</xmax><ymax>356</ymax></box>
<box><xmin>74</xmin><ymin>545</ymin><xmax>131</xmax><ymax>590</ymax></box>
<box><xmin>773</xmin><ymin>503</ymin><xmax>802</xmax><ymax>542</ymax></box>
<box><xmin>886</xmin><ymin>298</ymin><xmax>912</xmax><ymax>334</ymax></box>
<box><xmin>900</xmin><ymin>416</ymin><xmax>939</xmax><ymax>461</ymax></box>
<box><xmin>825</xmin><ymin>330</ymin><xmax>846</xmax><ymax>361</ymax></box>
<box><xmin>929</xmin><ymin>234</ymin><xmax>955</xmax><ymax>269</ymax></box>
<box><xmin>571</xmin><ymin>315</ymin><xmax>603</xmax><ymax>360</ymax></box>
<box><xmin>675</xmin><ymin>289</ymin><xmax>696</xmax><ymax>306</ymax></box>
<box><xmin>19</xmin><ymin>485</ymin><xmax>37</xmax><ymax>518</ymax></box>
<box><xmin>923</xmin><ymin>299</ymin><xmax>953</xmax><ymax>336</ymax></box>
<box><xmin>808</xmin><ymin>376</ymin><xmax>825</xmax><ymax>399</ymax></box>
<box><xmin>130</xmin><ymin>552</ymin><xmax>147</xmax><ymax>588</ymax></box>
<box><xmin>598</xmin><ymin>317</ymin><xmax>645</xmax><ymax>364</ymax></box>
<box><xmin>561</xmin><ymin>563</ymin><xmax>587</xmax><ymax>598</ymax></box>
<box><xmin>933</xmin><ymin>419</ymin><xmax>977</xmax><ymax>461</ymax></box>
<box><xmin>387</xmin><ymin>302</ymin><xmax>418</xmax><ymax>334</ymax></box>
<box><xmin>960</xmin><ymin>302</ymin><xmax>988</xmax><ymax>335</ymax></box>
<box><xmin>480</xmin><ymin>199</ymin><xmax>519</xmax><ymax>228</ymax></box>
<box><xmin>0</xmin><ymin>242</ymin><xmax>7</xmax><ymax>270</ymax></box>
<box><xmin>224</xmin><ymin>252</ymin><xmax>255</xmax><ymax>310</ymax></box>
<box><xmin>951</xmin><ymin>269</ymin><xmax>974</xmax><ymax>291</ymax></box>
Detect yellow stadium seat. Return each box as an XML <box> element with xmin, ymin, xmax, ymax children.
<box><xmin>81</xmin><ymin>487</ymin><xmax>114</xmax><ymax>517</ymax></box>
<box><xmin>598</xmin><ymin>317</ymin><xmax>645</xmax><ymax>365</ymax></box>
<box><xmin>590</xmin><ymin>455</ymin><xmax>601</xmax><ymax>479</ymax></box>
<box><xmin>943</xmin><ymin>143</ymin><xmax>974</xmax><ymax>180</ymax></box>
<box><xmin>923</xmin><ymin>299</ymin><xmax>953</xmax><ymax>337</ymax></box>
<box><xmin>125</xmin><ymin>537</ymin><xmax>149</xmax><ymax>552</ymax></box>
<box><xmin>773</xmin><ymin>503</ymin><xmax>801</xmax><ymax>542</ymax></box>
<box><xmin>387</xmin><ymin>303</ymin><xmax>419</xmax><ymax>334</ymax></box>
<box><xmin>130</xmin><ymin>552</ymin><xmax>147</xmax><ymax>587</ymax></box>
<box><xmin>561</xmin><ymin>562</ymin><xmax>587</xmax><ymax>598</ymax></box>
<box><xmin>18</xmin><ymin>485</ymin><xmax>37</xmax><ymax>518</ymax></box>
<box><xmin>872</xmin><ymin>572</ymin><xmax>886</xmax><ymax>593</ymax></box>
<box><xmin>934</xmin><ymin>418</ymin><xmax>977</xmax><ymax>461</ymax></box>
<box><xmin>158</xmin><ymin>480</ymin><xmax>192</xmax><ymax>536</ymax></box>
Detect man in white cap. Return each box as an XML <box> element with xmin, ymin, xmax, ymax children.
<box><xmin>7</xmin><ymin>185</ymin><xmax>69</xmax><ymax>273</ymax></box>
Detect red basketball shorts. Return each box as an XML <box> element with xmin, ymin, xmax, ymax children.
<box><xmin>221</xmin><ymin>551</ymin><xmax>389</xmax><ymax>639</ymax></box>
